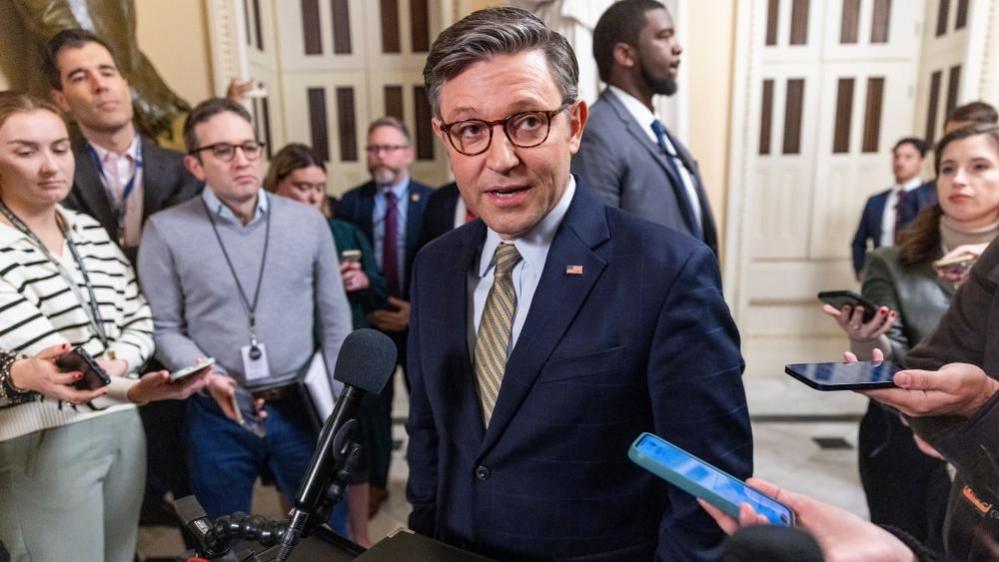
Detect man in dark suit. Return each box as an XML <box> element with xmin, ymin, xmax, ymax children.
<box><xmin>42</xmin><ymin>28</ymin><xmax>202</xmax><ymax>530</ymax></box>
<box><xmin>43</xmin><ymin>29</ymin><xmax>201</xmax><ymax>265</ymax></box>
<box><xmin>571</xmin><ymin>0</ymin><xmax>718</xmax><ymax>254</ymax></box>
<box><xmin>851</xmin><ymin>137</ymin><xmax>934</xmax><ymax>277</ymax></box>
<box><xmin>419</xmin><ymin>181</ymin><xmax>474</xmax><ymax>247</ymax></box>
<box><xmin>409</xmin><ymin>7</ymin><xmax>752</xmax><ymax>560</ymax></box>
<box><xmin>337</xmin><ymin>116</ymin><xmax>431</xmax><ymax>514</ymax></box>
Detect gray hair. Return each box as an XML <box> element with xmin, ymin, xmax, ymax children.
<box><xmin>423</xmin><ymin>6</ymin><xmax>579</xmax><ymax>117</ymax></box>
<box><xmin>368</xmin><ymin>115</ymin><xmax>412</xmax><ymax>144</ymax></box>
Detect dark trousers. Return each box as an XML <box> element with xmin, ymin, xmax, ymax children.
<box><xmin>184</xmin><ymin>393</ymin><xmax>347</xmax><ymax>534</ymax></box>
<box><xmin>859</xmin><ymin>401</ymin><xmax>950</xmax><ymax>553</ymax></box>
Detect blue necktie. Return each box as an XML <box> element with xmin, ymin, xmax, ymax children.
<box><xmin>651</xmin><ymin>120</ymin><xmax>703</xmax><ymax>240</ymax></box>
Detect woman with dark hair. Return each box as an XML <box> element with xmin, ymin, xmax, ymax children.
<box><xmin>0</xmin><ymin>91</ymin><xmax>208</xmax><ymax>561</ymax></box>
<box><xmin>265</xmin><ymin>143</ymin><xmax>386</xmax><ymax>546</ymax></box>
<box><xmin>823</xmin><ymin>123</ymin><xmax>999</xmax><ymax>551</ymax></box>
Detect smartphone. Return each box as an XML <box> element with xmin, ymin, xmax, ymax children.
<box><xmin>229</xmin><ymin>389</ymin><xmax>266</xmax><ymax>438</ymax></box>
<box><xmin>629</xmin><ymin>433</ymin><xmax>795</xmax><ymax>526</ymax></box>
<box><xmin>340</xmin><ymin>249</ymin><xmax>362</xmax><ymax>263</ymax></box>
<box><xmin>170</xmin><ymin>358</ymin><xmax>216</xmax><ymax>382</ymax></box>
<box><xmin>784</xmin><ymin>360</ymin><xmax>900</xmax><ymax>391</ymax></box>
<box><xmin>817</xmin><ymin>290</ymin><xmax>878</xmax><ymax>322</ymax></box>
<box><xmin>55</xmin><ymin>347</ymin><xmax>111</xmax><ymax>391</ymax></box>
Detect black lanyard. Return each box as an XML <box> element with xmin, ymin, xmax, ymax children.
<box><xmin>0</xmin><ymin>201</ymin><xmax>109</xmax><ymax>347</ymax></box>
<box><xmin>202</xmin><ymin>196</ymin><xmax>271</xmax><ymax>357</ymax></box>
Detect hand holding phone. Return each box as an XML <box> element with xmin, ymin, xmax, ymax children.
<box><xmin>818</xmin><ymin>291</ymin><xmax>879</xmax><ymax>323</ymax></box>
<box><xmin>629</xmin><ymin>433</ymin><xmax>795</xmax><ymax>526</ymax></box>
<box><xmin>170</xmin><ymin>358</ymin><xmax>216</xmax><ymax>382</ymax></box>
<box><xmin>340</xmin><ymin>249</ymin><xmax>362</xmax><ymax>263</ymax></box>
<box><xmin>55</xmin><ymin>347</ymin><xmax>111</xmax><ymax>390</ymax></box>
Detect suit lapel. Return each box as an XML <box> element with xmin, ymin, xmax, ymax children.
<box><xmin>405</xmin><ymin>182</ymin><xmax>427</xmax><ymax>273</ymax></box>
<box><xmin>71</xmin><ymin>138</ymin><xmax>118</xmax><ymax>238</ymax></box>
<box><xmin>604</xmin><ymin>92</ymin><xmax>699</xmax><ymax>235</ymax></box>
<box><xmin>480</xmin><ymin>188</ymin><xmax>609</xmax><ymax>455</ymax></box>
<box><xmin>870</xmin><ymin>192</ymin><xmax>888</xmax><ymax>243</ymax></box>
<box><xmin>668</xmin><ymin>131</ymin><xmax>718</xmax><ymax>250</ymax></box>
<box><xmin>438</xmin><ymin>221</ymin><xmax>487</xmax><ymax>454</ymax></box>
<box><xmin>357</xmin><ymin>183</ymin><xmax>376</xmax><ymax>242</ymax></box>
<box><xmin>140</xmin><ymin>137</ymin><xmax>167</xmax><ymax>227</ymax></box>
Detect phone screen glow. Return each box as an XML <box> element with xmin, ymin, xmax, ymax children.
<box><xmin>636</xmin><ymin>436</ymin><xmax>792</xmax><ymax>526</ymax></box>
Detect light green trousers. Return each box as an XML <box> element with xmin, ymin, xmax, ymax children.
<box><xmin>0</xmin><ymin>407</ymin><xmax>146</xmax><ymax>562</ymax></box>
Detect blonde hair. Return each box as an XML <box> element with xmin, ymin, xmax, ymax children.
<box><xmin>0</xmin><ymin>91</ymin><xmax>64</xmax><ymax>131</ymax></box>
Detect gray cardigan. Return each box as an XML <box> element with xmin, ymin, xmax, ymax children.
<box><xmin>137</xmin><ymin>192</ymin><xmax>352</xmax><ymax>388</ymax></box>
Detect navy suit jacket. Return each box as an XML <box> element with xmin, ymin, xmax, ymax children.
<box><xmin>572</xmin><ymin>90</ymin><xmax>718</xmax><ymax>255</ymax></box>
<box><xmin>851</xmin><ymin>181</ymin><xmax>937</xmax><ymax>276</ymax></box>
<box><xmin>406</xmin><ymin>184</ymin><xmax>752</xmax><ymax>561</ymax></box>
<box><xmin>419</xmin><ymin>182</ymin><xmax>462</xmax><ymax>249</ymax></box>
<box><xmin>336</xmin><ymin>178</ymin><xmax>433</xmax><ymax>300</ymax></box>
<box><xmin>63</xmin><ymin>135</ymin><xmax>202</xmax><ymax>264</ymax></box>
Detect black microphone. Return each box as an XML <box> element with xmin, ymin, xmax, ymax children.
<box><xmin>277</xmin><ymin>328</ymin><xmax>397</xmax><ymax>560</ymax></box>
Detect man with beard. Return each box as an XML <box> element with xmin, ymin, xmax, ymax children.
<box><xmin>336</xmin><ymin>116</ymin><xmax>432</xmax><ymax>515</ymax></box>
<box><xmin>572</xmin><ymin>0</ymin><xmax>718</xmax><ymax>254</ymax></box>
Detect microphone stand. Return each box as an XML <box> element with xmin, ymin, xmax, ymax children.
<box><xmin>173</xmin><ymin>420</ymin><xmax>362</xmax><ymax>561</ymax></box>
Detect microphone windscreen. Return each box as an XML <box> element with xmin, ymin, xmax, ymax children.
<box><xmin>332</xmin><ymin>328</ymin><xmax>397</xmax><ymax>394</ymax></box>
<box><xmin>719</xmin><ymin>525</ymin><xmax>824</xmax><ymax>562</ymax></box>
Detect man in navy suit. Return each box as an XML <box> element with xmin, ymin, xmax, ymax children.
<box><xmin>851</xmin><ymin>137</ymin><xmax>934</xmax><ymax>278</ymax></box>
<box><xmin>408</xmin><ymin>7</ymin><xmax>752</xmax><ymax>561</ymax></box>
<box><xmin>419</xmin><ymin>181</ymin><xmax>474</xmax><ymax>247</ymax></box>
<box><xmin>572</xmin><ymin>0</ymin><xmax>718</xmax><ymax>255</ymax></box>
<box><xmin>336</xmin><ymin>116</ymin><xmax>431</xmax><ymax>513</ymax></box>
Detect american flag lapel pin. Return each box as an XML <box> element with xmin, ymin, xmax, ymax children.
<box><xmin>565</xmin><ymin>265</ymin><xmax>584</xmax><ymax>276</ymax></box>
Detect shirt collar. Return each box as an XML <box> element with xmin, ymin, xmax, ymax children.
<box><xmin>378</xmin><ymin>174</ymin><xmax>410</xmax><ymax>200</ymax></box>
<box><xmin>88</xmin><ymin>134</ymin><xmax>140</xmax><ymax>163</ymax></box>
<box><xmin>477</xmin><ymin>175</ymin><xmax>576</xmax><ymax>277</ymax></box>
<box><xmin>201</xmin><ymin>186</ymin><xmax>269</xmax><ymax>225</ymax></box>
<box><xmin>898</xmin><ymin>177</ymin><xmax>923</xmax><ymax>192</ymax></box>
<box><xmin>608</xmin><ymin>85</ymin><xmax>658</xmax><ymax>130</ymax></box>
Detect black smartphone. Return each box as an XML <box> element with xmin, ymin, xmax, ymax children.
<box><xmin>784</xmin><ymin>360</ymin><xmax>900</xmax><ymax>391</ymax></box>
<box><xmin>55</xmin><ymin>347</ymin><xmax>111</xmax><ymax>390</ymax></box>
<box><xmin>817</xmin><ymin>290</ymin><xmax>879</xmax><ymax>323</ymax></box>
<box><xmin>230</xmin><ymin>389</ymin><xmax>266</xmax><ymax>438</ymax></box>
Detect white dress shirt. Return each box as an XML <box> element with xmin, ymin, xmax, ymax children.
<box><xmin>879</xmin><ymin>176</ymin><xmax>924</xmax><ymax>247</ymax></box>
<box><xmin>607</xmin><ymin>85</ymin><xmax>703</xmax><ymax>229</ymax></box>
<box><xmin>468</xmin><ymin>176</ymin><xmax>576</xmax><ymax>355</ymax></box>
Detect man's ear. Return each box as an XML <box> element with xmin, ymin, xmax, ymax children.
<box><xmin>612</xmin><ymin>42</ymin><xmax>636</xmax><ymax>69</ymax></box>
<box><xmin>568</xmin><ymin>100</ymin><xmax>589</xmax><ymax>153</ymax></box>
<box><xmin>183</xmin><ymin>154</ymin><xmax>206</xmax><ymax>182</ymax></box>
<box><xmin>50</xmin><ymin>89</ymin><xmax>71</xmax><ymax>113</ymax></box>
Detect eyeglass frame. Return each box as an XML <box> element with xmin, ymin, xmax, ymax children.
<box><xmin>365</xmin><ymin>144</ymin><xmax>410</xmax><ymax>154</ymax></box>
<box><xmin>438</xmin><ymin>101</ymin><xmax>576</xmax><ymax>157</ymax></box>
<box><xmin>189</xmin><ymin>140</ymin><xmax>266</xmax><ymax>162</ymax></box>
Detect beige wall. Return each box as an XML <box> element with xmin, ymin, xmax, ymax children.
<box><xmin>685</xmin><ymin>0</ymin><xmax>736</xmax><ymax>247</ymax></box>
<box><xmin>134</xmin><ymin>0</ymin><xmax>215</xmax><ymax>106</ymax></box>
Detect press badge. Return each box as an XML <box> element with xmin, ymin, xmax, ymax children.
<box><xmin>241</xmin><ymin>343</ymin><xmax>271</xmax><ymax>381</ymax></box>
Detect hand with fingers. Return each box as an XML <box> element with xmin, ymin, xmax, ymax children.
<box><xmin>699</xmin><ymin>478</ymin><xmax>917</xmax><ymax>562</ymax></box>
<box><xmin>9</xmin><ymin>343</ymin><xmax>108</xmax><ymax>405</ymax></box>
<box><xmin>822</xmin><ymin>303</ymin><xmax>896</xmax><ymax>358</ymax></box>
<box><xmin>126</xmin><ymin>366</ymin><xmax>211</xmax><ymax>404</ymax></box>
<box><xmin>861</xmin><ymin>362</ymin><xmax>999</xmax><ymax>418</ymax></box>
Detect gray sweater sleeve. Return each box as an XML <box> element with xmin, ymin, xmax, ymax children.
<box><xmin>137</xmin><ymin>216</ymin><xmax>215</xmax><ymax>373</ymax></box>
<box><xmin>312</xmin><ymin>212</ymin><xmax>352</xmax><ymax>381</ymax></box>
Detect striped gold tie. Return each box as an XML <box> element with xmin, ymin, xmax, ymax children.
<box><xmin>474</xmin><ymin>243</ymin><xmax>522</xmax><ymax>426</ymax></box>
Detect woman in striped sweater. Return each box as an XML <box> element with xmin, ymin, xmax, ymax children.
<box><xmin>0</xmin><ymin>92</ymin><xmax>208</xmax><ymax>561</ymax></box>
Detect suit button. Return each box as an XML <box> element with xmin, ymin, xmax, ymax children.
<box><xmin>475</xmin><ymin>465</ymin><xmax>490</xmax><ymax>480</ymax></box>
